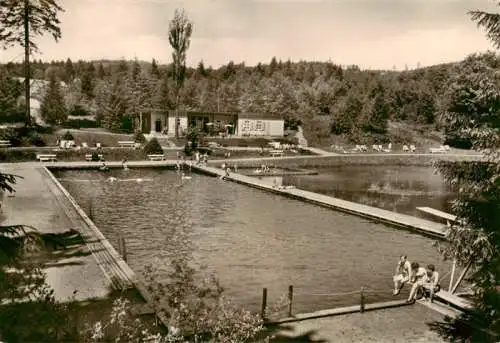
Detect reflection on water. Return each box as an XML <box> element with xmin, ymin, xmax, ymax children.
<box><xmin>269</xmin><ymin>166</ymin><xmax>455</xmax><ymax>217</ymax></box>
<box><xmin>54</xmin><ymin>168</ymin><xmax>451</xmax><ymax>314</ymax></box>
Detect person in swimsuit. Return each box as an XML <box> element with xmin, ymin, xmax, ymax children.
<box><xmin>423</xmin><ymin>264</ymin><xmax>440</xmax><ymax>302</ymax></box>
<box><xmin>393</xmin><ymin>255</ymin><xmax>412</xmax><ymax>295</ymax></box>
<box><xmin>407</xmin><ymin>262</ymin><xmax>429</xmax><ymax>303</ymax></box>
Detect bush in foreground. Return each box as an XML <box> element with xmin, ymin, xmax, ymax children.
<box><xmin>134</xmin><ymin>132</ymin><xmax>146</xmax><ymax>144</ymax></box>
<box><xmin>143</xmin><ymin>138</ymin><xmax>163</xmax><ymax>155</ymax></box>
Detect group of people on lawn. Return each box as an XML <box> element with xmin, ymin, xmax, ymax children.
<box><xmin>393</xmin><ymin>255</ymin><xmax>440</xmax><ymax>303</ymax></box>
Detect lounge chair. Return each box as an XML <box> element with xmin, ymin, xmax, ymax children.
<box><xmin>410</xmin><ymin>145</ymin><xmax>416</xmax><ymax>152</ymax></box>
<box><xmin>82</xmin><ymin>142</ymin><xmax>89</xmax><ymax>148</ymax></box>
<box><xmin>403</xmin><ymin>145</ymin><xmax>409</xmax><ymax>152</ymax></box>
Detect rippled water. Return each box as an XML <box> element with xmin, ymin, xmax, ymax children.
<box><xmin>55</xmin><ymin>168</ymin><xmax>451</xmax><ymax>314</ymax></box>
<box><xmin>268</xmin><ymin>166</ymin><xmax>455</xmax><ymax>217</ymax></box>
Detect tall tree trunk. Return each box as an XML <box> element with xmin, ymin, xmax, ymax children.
<box><xmin>24</xmin><ymin>0</ymin><xmax>30</xmax><ymax>126</ymax></box>
<box><xmin>175</xmin><ymin>91</ymin><xmax>179</xmax><ymax>138</ymax></box>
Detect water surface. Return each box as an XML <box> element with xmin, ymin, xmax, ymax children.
<box><xmin>55</xmin><ymin>168</ymin><xmax>451</xmax><ymax>313</ymax></box>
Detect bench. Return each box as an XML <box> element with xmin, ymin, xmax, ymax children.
<box><xmin>270</xmin><ymin>149</ymin><xmax>285</xmax><ymax>157</ymax></box>
<box><xmin>36</xmin><ymin>154</ymin><xmax>57</xmax><ymax>162</ymax></box>
<box><xmin>118</xmin><ymin>141</ymin><xmax>135</xmax><ymax>148</ymax></box>
<box><xmin>147</xmin><ymin>154</ymin><xmax>166</xmax><ymax>161</ymax></box>
<box><xmin>0</xmin><ymin>140</ymin><xmax>11</xmax><ymax>147</ymax></box>
<box><xmin>85</xmin><ymin>154</ymin><xmax>104</xmax><ymax>161</ymax></box>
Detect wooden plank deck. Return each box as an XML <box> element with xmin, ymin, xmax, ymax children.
<box><xmin>434</xmin><ymin>290</ymin><xmax>473</xmax><ymax>310</ymax></box>
<box><xmin>416</xmin><ymin>207</ymin><xmax>457</xmax><ymax>222</ymax></box>
<box><xmin>193</xmin><ymin>164</ymin><xmax>446</xmax><ymax>238</ymax></box>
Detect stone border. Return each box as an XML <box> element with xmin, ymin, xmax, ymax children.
<box><xmin>42</xmin><ymin>167</ymin><xmax>137</xmax><ymax>288</ymax></box>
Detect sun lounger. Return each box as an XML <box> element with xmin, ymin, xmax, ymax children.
<box><xmin>0</xmin><ymin>140</ymin><xmax>11</xmax><ymax>147</ymax></box>
<box><xmin>118</xmin><ymin>141</ymin><xmax>135</xmax><ymax>148</ymax></box>
<box><xmin>36</xmin><ymin>154</ymin><xmax>57</xmax><ymax>162</ymax></box>
<box><xmin>147</xmin><ymin>154</ymin><xmax>166</xmax><ymax>161</ymax></box>
<box><xmin>410</xmin><ymin>145</ymin><xmax>416</xmax><ymax>152</ymax></box>
<box><xmin>403</xmin><ymin>145</ymin><xmax>409</xmax><ymax>152</ymax></box>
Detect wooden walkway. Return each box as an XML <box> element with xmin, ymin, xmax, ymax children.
<box><xmin>193</xmin><ymin>164</ymin><xmax>446</xmax><ymax>238</ymax></box>
<box><xmin>434</xmin><ymin>290</ymin><xmax>473</xmax><ymax>310</ymax></box>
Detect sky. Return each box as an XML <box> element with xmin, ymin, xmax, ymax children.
<box><xmin>0</xmin><ymin>0</ymin><xmax>498</xmax><ymax>70</ymax></box>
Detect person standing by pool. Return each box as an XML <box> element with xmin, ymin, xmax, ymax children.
<box><xmin>407</xmin><ymin>262</ymin><xmax>429</xmax><ymax>303</ymax></box>
<box><xmin>393</xmin><ymin>255</ymin><xmax>412</xmax><ymax>295</ymax></box>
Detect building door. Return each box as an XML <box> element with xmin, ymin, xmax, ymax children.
<box><xmin>155</xmin><ymin>119</ymin><xmax>162</xmax><ymax>132</ymax></box>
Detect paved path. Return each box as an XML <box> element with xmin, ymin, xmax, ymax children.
<box><xmin>0</xmin><ymin>164</ymin><xmax>135</xmax><ymax>301</ymax></box>
<box><xmin>193</xmin><ymin>164</ymin><xmax>446</xmax><ymax>238</ymax></box>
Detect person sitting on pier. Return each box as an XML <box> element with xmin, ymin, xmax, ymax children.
<box><xmin>393</xmin><ymin>255</ymin><xmax>412</xmax><ymax>295</ymax></box>
<box><xmin>423</xmin><ymin>264</ymin><xmax>440</xmax><ymax>302</ymax></box>
<box><xmin>407</xmin><ymin>262</ymin><xmax>429</xmax><ymax>303</ymax></box>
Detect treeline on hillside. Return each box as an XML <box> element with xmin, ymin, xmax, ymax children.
<box><xmin>0</xmin><ymin>52</ymin><xmax>495</xmax><ymax>146</ymax></box>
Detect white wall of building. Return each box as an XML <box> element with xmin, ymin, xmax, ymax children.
<box><xmin>237</xmin><ymin>118</ymin><xmax>284</xmax><ymax>137</ymax></box>
<box><xmin>167</xmin><ymin>115</ymin><xmax>188</xmax><ymax>137</ymax></box>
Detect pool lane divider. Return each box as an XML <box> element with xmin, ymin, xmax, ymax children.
<box><xmin>191</xmin><ymin>164</ymin><xmax>446</xmax><ymax>239</ymax></box>
<box><xmin>42</xmin><ymin>167</ymin><xmax>170</xmax><ymax>327</ymax></box>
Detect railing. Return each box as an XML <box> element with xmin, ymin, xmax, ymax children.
<box><xmin>260</xmin><ymin>285</ymin><xmax>414</xmax><ymax>322</ymax></box>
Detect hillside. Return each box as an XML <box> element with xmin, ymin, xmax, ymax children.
<box><xmin>0</xmin><ymin>52</ymin><xmax>494</xmax><ymax>147</ymax></box>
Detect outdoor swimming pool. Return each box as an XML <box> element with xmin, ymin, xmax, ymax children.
<box><xmin>54</xmin><ymin>168</ymin><xmax>451</xmax><ymax>314</ymax></box>
<box><xmin>261</xmin><ymin>165</ymin><xmax>455</xmax><ymax>217</ymax></box>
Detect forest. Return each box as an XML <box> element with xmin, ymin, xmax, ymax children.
<box><xmin>0</xmin><ymin>51</ymin><xmax>495</xmax><ymax>148</ymax></box>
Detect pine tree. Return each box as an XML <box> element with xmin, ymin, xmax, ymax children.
<box><xmin>80</xmin><ymin>64</ymin><xmax>95</xmax><ymax>98</ymax></box>
<box><xmin>97</xmin><ymin>63</ymin><xmax>106</xmax><ymax>79</ymax></box>
<box><xmin>151</xmin><ymin>58</ymin><xmax>161</xmax><ymax>78</ymax></box>
<box><xmin>64</xmin><ymin>58</ymin><xmax>74</xmax><ymax>82</ymax></box>
<box><xmin>40</xmin><ymin>72</ymin><xmax>67</xmax><ymax>125</ymax></box>
<box><xmin>0</xmin><ymin>0</ymin><xmax>64</xmax><ymax>125</ymax></box>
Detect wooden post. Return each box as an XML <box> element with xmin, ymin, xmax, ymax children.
<box><xmin>360</xmin><ymin>287</ymin><xmax>365</xmax><ymax>313</ymax></box>
<box><xmin>288</xmin><ymin>285</ymin><xmax>293</xmax><ymax>317</ymax></box>
<box><xmin>261</xmin><ymin>288</ymin><xmax>267</xmax><ymax>320</ymax></box>
<box><xmin>452</xmin><ymin>260</ymin><xmax>473</xmax><ymax>294</ymax></box>
<box><xmin>88</xmin><ymin>199</ymin><xmax>93</xmax><ymax>221</ymax></box>
<box><xmin>120</xmin><ymin>236</ymin><xmax>127</xmax><ymax>262</ymax></box>
<box><xmin>448</xmin><ymin>258</ymin><xmax>457</xmax><ymax>292</ymax></box>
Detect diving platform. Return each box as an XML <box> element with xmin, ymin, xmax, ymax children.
<box><xmin>416</xmin><ymin>207</ymin><xmax>457</xmax><ymax>223</ymax></box>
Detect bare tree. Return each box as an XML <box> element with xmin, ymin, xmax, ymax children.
<box><xmin>0</xmin><ymin>0</ymin><xmax>64</xmax><ymax>125</ymax></box>
<box><xmin>168</xmin><ymin>8</ymin><xmax>193</xmax><ymax>138</ymax></box>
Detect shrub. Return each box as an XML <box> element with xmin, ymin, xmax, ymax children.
<box><xmin>143</xmin><ymin>138</ymin><xmax>163</xmax><ymax>155</ymax></box>
<box><xmin>0</xmin><ymin>128</ymin><xmax>21</xmax><ymax>147</ymax></box>
<box><xmin>62</xmin><ymin>130</ymin><xmax>74</xmax><ymax>140</ymax></box>
<box><xmin>28</xmin><ymin>133</ymin><xmax>46</xmax><ymax>147</ymax></box>
<box><xmin>134</xmin><ymin>132</ymin><xmax>146</xmax><ymax>143</ymax></box>
<box><xmin>68</xmin><ymin>105</ymin><xmax>91</xmax><ymax>117</ymax></box>
<box><xmin>0</xmin><ymin>109</ymin><xmax>25</xmax><ymax>124</ymax></box>
<box><xmin>62</xmin><ymin>119</ymin><xmax>98</xmax><ymax>129</ymax></box>
<box><xmin>91</xmin><ymin>151</ymin><xmax>100</xmax><ymax>161</ymax></box>
<box><xmin>184</xmin><ymin>142</ymin><xmax>192</xmax><ymax>156</ymax></box>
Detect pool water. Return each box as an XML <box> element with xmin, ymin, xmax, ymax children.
<box><xmin>55</xmin><ymin>168</ymin><xmax>451</xmax><ymax>314</ymax></box>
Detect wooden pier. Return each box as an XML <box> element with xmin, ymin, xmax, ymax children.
<box><xmin>192</xmin><ymin>164</ymin><xmax>446</xmax><ymax>238</ymax></box>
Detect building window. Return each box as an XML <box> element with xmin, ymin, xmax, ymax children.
<box><xmin>255</xmin><ymin>120</ymin><xmax>264</xmax><ymax>131</ymax></box>
<box><xmin>242</xmin><ymin>120</ymin><xmax>250</xmax><ymax>131</ymax></box>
